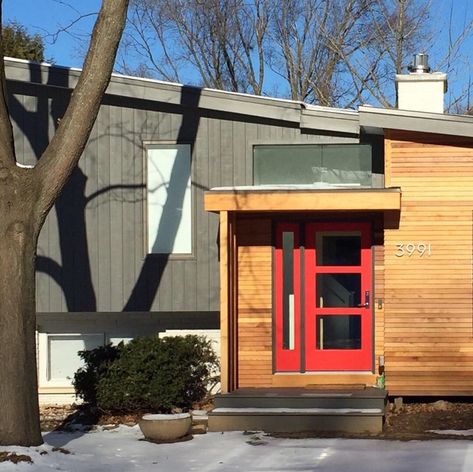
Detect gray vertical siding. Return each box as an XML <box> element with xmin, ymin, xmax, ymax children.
<box><xmin>6</xmin><ymin>62</ymin><xmax>359</xmax><ymax>314</ymax></box>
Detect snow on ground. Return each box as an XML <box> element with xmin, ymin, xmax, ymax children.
<box><xmin>2</xmin><ymin>426</ymin><xmax>473</xmax><ymax>471</ymax></box>
<box><xmin>429</xmin><ymin>429</ymin><xmax>473</xmax><ymax>436</ymax></box>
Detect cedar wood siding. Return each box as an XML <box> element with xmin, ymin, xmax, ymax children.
<box><xmin>384</xmin><ymin>130</ymin><xmax>473</xmax><ymax>395</ymax></box>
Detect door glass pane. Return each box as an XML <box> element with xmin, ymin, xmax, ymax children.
<box><xmin>316</xmin><ymin>232</ymin><xmax>361</xmax><ymax>266</ymax></box>
<box><xmin>316</xmin><ymin>274</ymin><xmax>361</xmax><ymax>307</ymax></box>
<box><xmin>316</xmin><ymin>315</ymin><xmax>361</xmax><ymax>349</ymax></box>
<box><xmin>282</xmin><ymin>231</ymin><xmax>295</xmax><ymax>350</ymax></box>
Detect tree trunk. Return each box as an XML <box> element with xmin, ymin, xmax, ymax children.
<box><xmin>0</xmin><ymin>173</ymin><xmax>42</xmax><ymax>446</ymax></box>
<box><xmin>0</xmin><ymin>0</ymin><xmax>128</xmax><ymax>446</ymax></box>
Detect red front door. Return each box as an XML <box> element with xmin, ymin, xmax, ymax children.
<box><xmin>304</xmin><ymin>222</ymin><xmax>372</xmax><ymax>371</ymax></box>
<box><xmin>275</xmin><ymin>222</ymin><xmax>372</xmax><ymax>372</ymax></box>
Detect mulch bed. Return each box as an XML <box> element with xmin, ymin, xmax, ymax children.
<box><xmin>0</xmin><ymin>452</ymin><xmax>33</xmax><ymax>464</ymax></box>
<box><xmin>40</xmin><ymin>404</ymin><xmax>144</xmax><ymax>431</ymax></box>
<box><xmin>383</xmin><ymin>400</ymin><xmax>473</xmax><ymax>440</ymax></box>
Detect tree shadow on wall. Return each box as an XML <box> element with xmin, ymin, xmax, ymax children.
<box><xmin>123</xmin><ymin>86</ymin><xmax>202</xmax><ymax>311</ymax></box>
<box><xmin>9</xmin><ymin>63</ymin><xmax>143</xmax><ymax>312</ymax></box>
<box><xmin>10</xmin><ymin>63</ymin><xmax>204</xmax><ymax>313</ymax></box>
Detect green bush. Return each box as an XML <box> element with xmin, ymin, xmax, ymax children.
<box><xmin>73</xmin><ymin>335</ymin><xmax>219</xmax><ymax>412</ymax></box>
<box><xmin>73</xmin><ymin>343</ymin><xmax>123</xmax><ymax>405</ymax></box>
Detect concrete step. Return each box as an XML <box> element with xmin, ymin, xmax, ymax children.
<box><xmin>213</xmin><ymin>387</ymin><xmax>387</xmax><ymax>411</ymax></box>
<box><xmin>209</xmin><ymin>388</ymin><xmax>387</xmax><ymax>434</ymax></box>
<box><xmin>208</xmin><ymin>407</ymin><xmax>384</xmax><ymax>434</ymax></box>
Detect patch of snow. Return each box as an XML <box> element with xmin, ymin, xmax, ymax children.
<box><xmin>428</xmin><ymin>429</ymin><xmax>473</xmax><ymax>436</ymax></box>
<box><xmin>211</xmin><ymin>407</ymin><xmax>382</xmax><ymax>415</ymax></box>
<box><xmin>16</xmin><ymin>162</ymin><xmax>34</xmax><ymax>169</ymax></box>
<box><xmin>141</xmin><ymin>413</ymin><xmax>190</xmax><ymax>420</ymax></box>
<box><xmin>210</xmin><ymin>184</ymin><xmax>369</xmax><ymax>191</ymax></box>
<box><xmin>1</xmin><ymin>427</ymin><xmax>473</xmax><ymax>471</ymax></box>
<box><xmin>301</xmin><ymin>393</ymin><xmax>352</xmax><ymax>397</ymax></box>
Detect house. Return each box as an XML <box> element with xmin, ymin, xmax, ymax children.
<box><xmin>6</xmin><ymin>56</ymin><xmax>473</xmax><ymax>418</ymax></box>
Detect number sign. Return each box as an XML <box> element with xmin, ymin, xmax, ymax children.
<box><xmin>395</xmin><ymin>243</ymin><xmax>432</xmax><ymax>257</ymax></box>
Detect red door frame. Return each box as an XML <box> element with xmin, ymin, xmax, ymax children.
<box><xmin>274</xmin><ymin>222</ymin><xmax>372</xmax><ymax>372</ymax></box>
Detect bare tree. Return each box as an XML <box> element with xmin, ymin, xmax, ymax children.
<box><xmin>0</xmin><ymin>0</ymin><xmax>128</xmax><ymax>446</ymax></box>
<box><xmin>436</xmin><ymin>1</ymin><xmax>473</xmax><ymax>113</ymax></box>
<box><xmin>124</xmin><ymin>0</ymin><xmax>375</xmax><ymax>105</ymax></box>
<box><xmin>122</xmin><ymin>0</ymin><xmax>269</xmax><ymax>94</ymax></box>
<box><xmin>121</xmin><ymin>0</ymin><xmax>473</xmax><ymax>110</ymax></box>
<box><xmin>268</xmin><ymin>0</ymin><xmax>375</xmax><ymax>106</ymax></box>
<box><xmin>343</xmin><ymin>0</ymin><xmax>432</xmax><ymax>107</ymax></box>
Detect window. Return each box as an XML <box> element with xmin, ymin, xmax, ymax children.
<box><xmin>253</xmin><ymin>144</ymin><xmax>373</xmax><ymax>187</ymax></box>
<box><xmin>147</xmin><ymin>144</ymin><xmax>192</xmax><ymax>254</ymax></box>
<box><xmin>38</xmin><ymin>333</ymin><xmax>104</xmax><ymax>387</ymax></box>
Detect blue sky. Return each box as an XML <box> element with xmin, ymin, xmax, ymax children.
<box><xmin>4</xmin><ymin>0</ymin><xmax>473</xmax><ymax>107</ymax></box>
<box><xmin>4</xmin><ymin>0</ymin><xmax>472</xmax><ymax>69</ymax></box>
<box><xmin>4</xmin><ymin>0</ymin><xmax>100</xmax><ymax>67</ymax></box>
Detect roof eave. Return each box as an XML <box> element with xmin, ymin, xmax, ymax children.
<box><xmin>359</xmin><ymin>106</ymin><xmax>473</xmax><ymax>138</ymax></box>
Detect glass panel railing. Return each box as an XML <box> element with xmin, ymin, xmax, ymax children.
<box><xmin>253</xmin><ymin>144</ymin><xmax>378</xmax><ymax>187</ymax></box>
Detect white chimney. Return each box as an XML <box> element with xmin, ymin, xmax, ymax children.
<box><xmin>395</xmin><ymin>54</ymin><xmax>447</xmax><ymax>113</ymax></box>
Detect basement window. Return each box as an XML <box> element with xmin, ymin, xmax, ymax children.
<box><xmin>38</xmin><ymin>333</ymin><xmax>104</xmax><ymax>387</ymax></box>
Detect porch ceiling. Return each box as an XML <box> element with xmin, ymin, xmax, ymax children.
<box><xmin>204</xmin><ymin>186</ymin><xmax>401</xmax><ymax>212</ymax></box>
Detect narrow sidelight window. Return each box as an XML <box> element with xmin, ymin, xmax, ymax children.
<box><xmin>282</xmin><ymin>231</ymin><xmax>295</xmax><ymax>350</ymax></box>
<box><xmin>275</xmin><ymin>223</ymin><xmax>300</xmax><ymax>372</ymax></box>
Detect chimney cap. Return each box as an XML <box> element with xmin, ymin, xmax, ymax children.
<box><xmin>408</xmin><ymin>53</ymin><xmax>431</xmax><ymax>73</ymax></box>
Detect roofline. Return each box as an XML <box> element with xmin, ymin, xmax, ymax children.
<box><xmin>359</xmin><ymin>105</ymin><xmax>473</xmax><ymax>138</ymax></box>
<box><xmin>4</xmin><ymin>57</ymin><xmax>357</xmax><ymax>113</ymax></box>
<box><xmin>5</xmin><ymin>57</ymin><xmax>473</xmax><ymax>139</ymax></box>
<box><xmin>4</xmin><ymin>57</ymin><xmax>359</xmax><ymax>135</ymax></box>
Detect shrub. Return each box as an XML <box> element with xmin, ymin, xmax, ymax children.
<box><xmin>73</xmin><ymin>335</ymin><xmax>219</xmax><ymax>412</ymax></box>
<box><xmin>73</xmin><ymin>343</ymin><xmax>123</xmax><ymax>405</ymax></box>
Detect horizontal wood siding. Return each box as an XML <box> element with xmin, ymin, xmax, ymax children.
<box><xmin>7</xmin><ymin>74</ymin><xmax>358</xmax><ymax>314</ymax></box>
<box><xmin>385</xmin><ymin>130</ymin><xmax>473</xmax><ymax>395</ymax></box>
<box><xmin>237</xmin><ymin>218</ymin><xmax>273</xmax><ymax>387</ymax></box>
<box><xmin>374</xmin><ymin>244</ymin><xmax>384</xmax><ymax>376</ymax></box>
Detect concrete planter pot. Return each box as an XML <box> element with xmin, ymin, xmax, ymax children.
<box><xmin>139</xmin><ymin>413</ymin><xmax>192</xmax><ymax>442</ymax></box>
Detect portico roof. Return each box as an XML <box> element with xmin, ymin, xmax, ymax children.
<box><xmin>204</xmin><ymin>186</ymin><xmax>401</xmax><ymax>212</ymax></box>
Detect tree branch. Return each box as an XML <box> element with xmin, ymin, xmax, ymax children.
<box><xmin>35</xmin><ymin>0</ymin><xmax>128</xmax><ymax>214</ymax></box>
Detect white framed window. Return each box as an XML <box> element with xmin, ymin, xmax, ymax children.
<box><xmin>146</xmin><ymin>144</ymin><xmax>192</xmax><ymax>255</ymax></box>
<box><xmin>38</xmin><ymin>333</ymin><xmax>104</xmax><ymax>387</ymax></box>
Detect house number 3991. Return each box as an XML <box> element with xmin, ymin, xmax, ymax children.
<box><xmin>395</xmin><ymin>243</ymin><xmax>432</xmax><ymax>257</ymax></box>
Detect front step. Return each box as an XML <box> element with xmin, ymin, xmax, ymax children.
<box><xmin>214</xmin><ymin>387</ymin><xmax>386</xmax><ymax>410</ymax></box>
<box><xmin>208</xmin><ymin>387</ymin><xmax>387</xmax><ymax>434</ymax></box>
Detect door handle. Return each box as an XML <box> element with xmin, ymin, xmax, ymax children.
<box><xmin>357</xmin><ymin>291</ymin><xmax>370</xmax><ymax>308</ymax></box>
